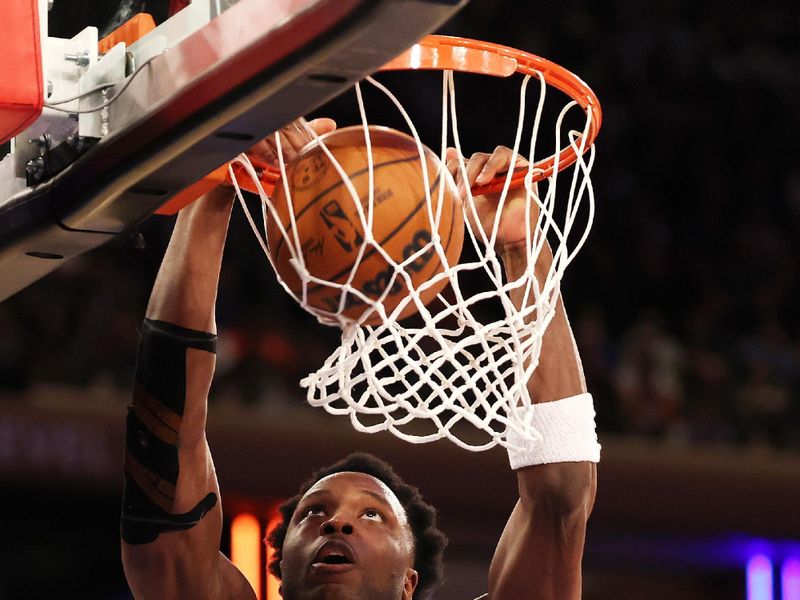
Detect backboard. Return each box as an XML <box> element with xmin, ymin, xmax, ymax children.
<box><xmin>0</xmin><ymin>0</ymin><xmax>467</xmax><ymax>301</ymax></box>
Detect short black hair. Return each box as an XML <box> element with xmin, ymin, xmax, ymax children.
<box><xmin>267</xmin><ymin>452</ymin><xmax>448</xmax><ymax>599</ymax></box>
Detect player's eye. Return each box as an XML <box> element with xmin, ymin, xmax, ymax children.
<box><xmin>304</xmin><ymin>505</ymin><xmax>326</xmax><ymax>518</ymax></box>
<box><xmin>362</xmin><ymin>508</ymin><xmax>383</xmax><ymax>522</ymax></box>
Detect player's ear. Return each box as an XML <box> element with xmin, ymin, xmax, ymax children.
<box><xmin>403</xmin><ymin>568</ymin><xmax>419</xmax><ymax>599</ymax></box>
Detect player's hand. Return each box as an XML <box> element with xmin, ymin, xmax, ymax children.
<box><xmin>446</xmin><ymin>146</ymin><xmax>535</xmax><ymax>251</ymax></box>
<box><xmin>246</xmin><ymin>117</ymin><xmax>337</xmax><ymax>168</ymax></box>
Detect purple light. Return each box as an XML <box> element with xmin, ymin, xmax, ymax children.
<box><xmin>783</xmin><ymin>558</ymin><xmax>800</xmax><ymax>600</ymax></box>
<box><xmin>747</xmin><ymin>554</ymin><xmax>773</xmax><ymax>600</ymax></box>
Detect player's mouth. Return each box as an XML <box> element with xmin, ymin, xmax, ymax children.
<box><xmin>311</xmin><ymin>539</ymin><xmax>357</xmax><ymax>573</ymax></box>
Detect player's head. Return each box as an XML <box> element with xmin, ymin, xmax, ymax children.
<box><xmin>268</xmin><ymin>452</ymin><xmax>447</xmax><ymax>599</ymax></box>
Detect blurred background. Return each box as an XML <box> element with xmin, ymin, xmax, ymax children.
<box><xmin>1</xmin><ymin>0</ymin><xmax>799</xmax><ymax>598</ymax></box>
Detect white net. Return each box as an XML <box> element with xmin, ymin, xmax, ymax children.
<box><xmin>232</xmin><ymin>67</ymin><xmax>596</xmax><ymax>451</ymax></box>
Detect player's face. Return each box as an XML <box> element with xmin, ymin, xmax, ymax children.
<box><xmin>279</xmin><ymin>472</ymin><xmax>418</xmax><ymax>600</ymax></box>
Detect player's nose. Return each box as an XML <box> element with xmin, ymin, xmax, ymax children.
<box><xmin>320</xmin><ymin>515</ymin><xmax>354</xmax><ymax>536</ymax></box>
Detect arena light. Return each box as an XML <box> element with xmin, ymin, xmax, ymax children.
<box><xmin>783</xmin><ymin>558</ymin><xmax>800</xmax><ymax>600</ymax></box>
<box><xmin>231</xmin><ymin>513</ymin><xmax>262</xmax><ymax>600</ymax></box>
<box><xmin>747</xmin><ymin>554</ymin><xmax>774</xmax><ymax>600</ymax></box>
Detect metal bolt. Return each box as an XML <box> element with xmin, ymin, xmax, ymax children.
<box><xmin>26</xmin><ymin>158</ymin><xmax>45</xmax><ymax>181</ymax></box>
<box><xmin>29</xmin><ymin>134</ymin><xmax>51</xmax><ymax>149</ymax></box>
<box><xmin>66</xmin><ymin>135</ymin><xmax>90</xmax><ymax>151</ymax></box>
<box><xmin>125</xmin><ymin>52</ymin><xmax>136</xmax><ymax>76</ymax></box>
<box><xmin>64</xmin><ymin>51</ymin><xmax>91</xmax><ymax>68</ymax></box>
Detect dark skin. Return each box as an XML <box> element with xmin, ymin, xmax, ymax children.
<box><xmin>122</xmin><ymin>122</ymin><xmax>595</xmax><ymax>600</ymax></box>
<box><xmin>280</xmin><ymin>472</ymin><xmax>418</xmax><ymax>600</ymax></box>
<box><xmin>449</xmin><ymin>147</ymin><xmax>597</xmax><ymax>599</ymax></box>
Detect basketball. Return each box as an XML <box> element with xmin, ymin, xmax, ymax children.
<box><xmin>266</xmin><ymin>125</ymin><xmax>464</xmax><ymax>324</ymax></box>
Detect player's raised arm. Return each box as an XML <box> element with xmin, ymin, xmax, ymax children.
<box><xmin>121</xmin><ymin>186</ymin><xmax>255</xmax><ymax>600</ymax></box>
<box><xmin>450</xmin><ymin>147</ymin><xmax>599</xmax><ymax>600</ymax></box>
<box><xmin>121</xmin><ymin>119</ymin><xmax>335</xmax><ymax>600</ymax></box>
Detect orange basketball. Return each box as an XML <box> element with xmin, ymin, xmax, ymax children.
<box><xmin>267</xmin><ymin>125</ymin><xmax>464</xmax><ymax>324</ymax></box>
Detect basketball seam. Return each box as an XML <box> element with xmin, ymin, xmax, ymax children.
<box><xmin>361</xmin><ymin>182</ymin><xmax>460</xmax><ymax>324</ymax></box>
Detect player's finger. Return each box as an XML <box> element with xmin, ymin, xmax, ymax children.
<box><xmin>274</xmin><ymin>117</ymin><xmax>338</xmax><ymax>162</ymax></box>
<box><xmin>475</xmin><ymin>146</ymin><xmax>518</xmax><ymax>184</ymax></box>
<box><xmin>246</xmin><ymin>139</ymin><xmax>279</xmax><ymax>165</ymax></box>
<box><xmin>287</xmin><ymin>118</ymin><xmax>317</xmax><ymax>149</ymax></box>
<box><xmin>445</xmin><ymin>148</ymin><xmax>465</xmax><ymax>186</ymax></box>
<box><xmin>274</xmin><ymin>121</ymin><xmax>310</xmax><ymax>161</ymax></box>
<box><xmin>464</xmin><ymin>152</ymin><xmax>490</xmax><ymax>188</ymax></box>
<box><xmin>446</xmin><ymin>156</ymin><xmax>464</xmax><ymax>183</ymax></box>
<box><xmin>264</xmin><ymin>118</ymin><xmax>312</xmax><ymax>163</ymax></box>
<box><xmin>307</xmin><ymin>117</ymin><xmax>336</xmax><ymax>137</ymax></box>
<box><xmin>250</xmin><ymin>117</ymin><xmax>336</xmax><ymax>167</ymax></box>
<box><xmin>282</xmin><ymin>117</ymin><xmax>336</xmax><ymax>150</ymax></box>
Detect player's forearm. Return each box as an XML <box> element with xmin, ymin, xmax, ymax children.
<box><xmin>513</xmin><ymin>496</ymin><xmax>590</xmax><ymax>599</ymax></box>
<box><xmin>492</xmin><ymin>242</ymin><xmax>595</xmax><ymax>599</ymax></box>
<box><xmin>520</xmin><ymin>460</ymin><xmax>595</xmax><ymax>592</ymax></box>
<box><xmin>500</xmin><ymin>243</ymin><xmax>586</xmax><ymax>402</ymax></box>
<box><xmin>122</xmin><ymin>190</ymin><xmax>233</xmax><ymax>597</ymax></box>
<box><xmin>490</xmin><ymin>463</ymin><xmax>595</xmax><ymax>600</ymax></box>
<box><xmin>146</xmin><ymin>187</ymin><xmax>235</xmax><ymax>332</ymax></box>
<box><xmin>139</xmin><ymin>187</ymin><xmax>233</xmax><ymax>459</ymax></box>
<box><xmin>500</xmin><ymin>240</ymin><xmax>594</xmax><ymax>503</ymax></box>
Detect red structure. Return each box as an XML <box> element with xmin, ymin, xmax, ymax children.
<box><xmin>0</xmin><ymin>0</ymin><xmax>44</xmax><ymax>144</ymax></box>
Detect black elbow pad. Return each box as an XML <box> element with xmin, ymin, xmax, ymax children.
<box><xmin>121</xmin><ymin>319</ymin><xmax>218</xmax><ymax>545</ymax></box>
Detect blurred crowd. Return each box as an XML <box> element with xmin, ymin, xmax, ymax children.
<box><xmin>1</xmin><ymin>0</ymin><xmax>798</xmax><ymax>451</ymax></box>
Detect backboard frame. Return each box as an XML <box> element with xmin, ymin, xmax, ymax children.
<box><xmin>0</xmin><ymin>0</ymin><xmax>467</xmax><ymax>301</ymax></box>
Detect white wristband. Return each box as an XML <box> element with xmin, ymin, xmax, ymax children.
<box><xmin>506</xmin><ymin>393</ymin><xmax>601</xmax><ymax>468</ymax></box>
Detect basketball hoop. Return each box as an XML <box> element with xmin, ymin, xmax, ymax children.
<box><xmin>233</xmin><ymin>35</ymin><xmax>601</xmax><ymax>451</ymax></box>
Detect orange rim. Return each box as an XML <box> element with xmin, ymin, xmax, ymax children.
<box><xmin>232</xmin><ymin>35</ymin><xmax>601</xmax><ymax>196</ymax></box>
<box><xmin>383</xmin><ymin>35</ymin><xmax>602</xmax><ymax>194</ymax></box>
